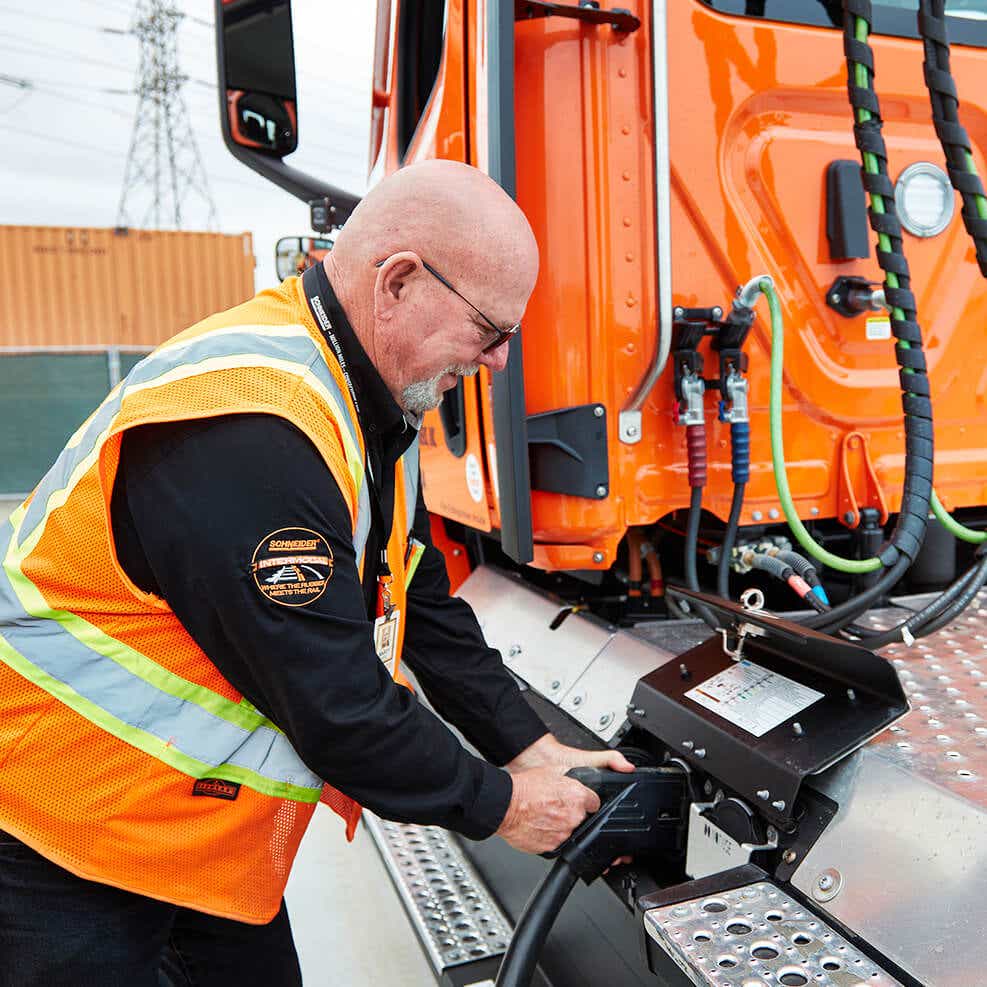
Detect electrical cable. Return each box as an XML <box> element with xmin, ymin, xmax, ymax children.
<box><xmin>846</xmin><ymin>550</ymin><xmax>987</xmax><ymax>647</ymax></box>
<box><xmin>909</xmin><ymin>551</ymin><xmax>987</xmax><ymax>637</ymax></box>
<box><xmin>917</xmin><ymin>0</ymin><xmax>987</xmax><ymax>277</ymax></box>
<box><xmin>495</xmin><ymin>859</ymin><xmax>579</xmax><ymax>987</ymax></box>
<box><xmin>717</xmin><ymin>483</ymin><xmax>745</xmax><ymax>599</ymax></box>
<box><xmin>803</xmin><ymin>554</ymin><xmax>911</xmax><ymax>631</ymax></box>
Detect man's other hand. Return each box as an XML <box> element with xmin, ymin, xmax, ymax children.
<box><xmin>495</xmin><ymin>766</ymin><xmax>601</xmax><ymax>854</ymax></box>
<box><xmin>505</xmin><ymin>733</ymin><xmax>635</xmax><ymax>776</ymax></box>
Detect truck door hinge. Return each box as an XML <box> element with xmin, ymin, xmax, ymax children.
<box><xmin>515</xmin><ymin>0</ymin><xmax>641</xmax><ymax>33</ymax></box>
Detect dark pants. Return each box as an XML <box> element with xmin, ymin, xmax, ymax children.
<box><xmin>0</xmin><ymin>832</ymin><xmax>303</xmax><ymax>987</ymax></box>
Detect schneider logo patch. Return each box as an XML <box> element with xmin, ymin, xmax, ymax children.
<box><xmin>192</xmin><ymin>778</ymin><xmax>241</xmax><ymax>801</ymax></box>
<box><xmin>250</xmin><ymin>526</ymin><xmax>334</xmax><ymax>608</ymax></box>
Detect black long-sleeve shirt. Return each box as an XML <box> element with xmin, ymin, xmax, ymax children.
<box><xmin>109</xmin><ymin>266</ymin><xmax>547</xmax><ymax>839</ymax></box>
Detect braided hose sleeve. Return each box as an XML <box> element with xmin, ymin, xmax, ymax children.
<box><xmin>686</xmin><ymin>424</ymin><xmax>707</xmax><ymax>488</ymax></box>
<box><xmin>842</xmin><ymin>2</ymin><xmax>934</xmax><ymax>568</ymax></box>
<box><xmin>775</xmin><ymin>550</ymin><xmax>820</xmax><ymax>586</ymax></box>
<box><xmin>918</xmin><ymin>0</ymin><xmax>987</xmax><ymax>277</ymax></box>
<box><xmin>730</xmin><ymin>421</ymin><xmax>750</xmax><ymax>485</ymax></box>
<box><xmin>750</xmin><ymin>553</ymin><xmax>794</xmax><ymax>583</ymax></box>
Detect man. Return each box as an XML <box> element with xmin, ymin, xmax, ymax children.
<box><xmin>0</xmin><ymin>160</ymin><xmax>631</xmax><ymax>985</ymax></box>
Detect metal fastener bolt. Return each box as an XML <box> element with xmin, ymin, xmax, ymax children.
<box><xmin>782</xmin><ymin>850</ymin><xmax>797</xmax><ymax>865</ymax></box>
<box><xmin>679</xmin><ymin>663</ymin><xmax>690</xmax><ymax>679</ymax></box>
<box><xmin>830</xmin><ymin>293</ymin><xmax>840</xmax><ymax>304</ymax></box>
<box><xmin>596</xmin><ymin>485</ymin><xmax>608</xmax><ymax>498</ymax></box>
<box><xmin>694</xmin><ymin>748</ymin><xmax>706</xmax><ymax>759</ymax></box>
<box><xmin>847</xmin><ymin>688</ymin><xmax>857</xmax><ymax>701</ymax></box>
<box><xmin>452</xmin><ymin>547</ymin><xmax>462</xmax><ymax>556</ymax></box>
<box><xmin>792</xmin><ymin>722</ymin><xmax>804</xmax><ymax>736</ymax></box>
<box><xmin>703</xmin><ymin>780</ymin><xmax>713</xmax><ymax>796</ymax></box>
<box><xmin>550</xmin><ymin>679</ymin><xmax>561</xmax><ymax>692</ymax></box>
<box><xmin>772</xmin><ymin>799</ymin><xmax>786</xmax><ymax>811</ymax></box>
<box><xmin>810</xmin><ymin>506</ymin><xmax>820</xmax><ymax>516</ymax></box>
<box><xmin>812</xmin><ymin>868</ymin><xmax>843</xmax><ymax>903</ymax></box>
<box><xmin>757</xmin><ymin>789</ymin><xmax>770</xmax><ymax>800</ymax></box>
<box><xmin>768</xmin><ymin>508</ymin><xmax>780</xmax><ymax>520</ymax></box>
<box><xmin>592</xmin><ymin>551</ymin><xmax>605</xmax><ymax>563</ymax></box>
<box><xmin>593</xmin><ymin>405</ymin><xmax>604</xmax><ymax>418</ymax></box>
<box><xmin>712</xmin><ymin>306</ymin><xmax>723</xmax><ymax>320</ymax></box>
<box><xmin>674</xmin><ymin>306</ymin><xmax>685</xmax><ymax>319</ymax></box>
<box><xmin>628</xmin><ymin>706</ymin><xmax>646</xmax><ymax>717</ymax></box>
<box><xmin>626</xmin><ymin>425</ymin><xmax>639</xmax><ymax>437</ymax></box>
<box><xmin>598</xmin><ymin>712</ymin><xmax>613</xmax><ymax>728</ymax></box>
<box><xmin>844</xmin><ymin>511</ymin><xmax>856</xmax><ymax>525</ymax></box>
<box><xmin>508</xmin><ymin>644</ymin><xmax>522</xmax><ymax>657</ymax></box>
<box><xmin>572</xmin><ymin>695</ymin><xmax>583</xmax><ymax>707</ymax></box>
<box><xmin>682</xmin><ymin>740</ymin><xmax>695</xmax><ymax>750</ymax></box>
<box><xmin>751</xmin><ymin>510</ymin><xmax>763</xmax><ymax>522</ymax></box>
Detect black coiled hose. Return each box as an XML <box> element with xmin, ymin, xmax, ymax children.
<box><xmin>918</xmin><ymin>0</ymin><xmax>987</xmax><ymax>277</ymax></box>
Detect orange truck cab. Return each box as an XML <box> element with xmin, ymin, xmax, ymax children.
<box><xmin>215</xmin><ymin>3</ymin><xmax>987</xmax><ymax>985</ymax></box>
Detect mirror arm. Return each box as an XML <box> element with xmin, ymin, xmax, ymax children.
<box><xmin>221</xmin><ymin>139</ymin><xmax>361</xmax><ymax>227</ymax></box>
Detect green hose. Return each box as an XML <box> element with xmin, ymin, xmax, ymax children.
<box><xmin>765</xmin><ymin>278</ymin><xmax>985</xmax><ymax>566</ymax></box>
<box><xmin>763</xmin><ymin>279</ymin><xmax>881</xmax><ymax>574</ymax></box>
<box><xmin>931</xmin><ymin>489</ymin><xmax>987</xmax><ymax>544</ymax></box>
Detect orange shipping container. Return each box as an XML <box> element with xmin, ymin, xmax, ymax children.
<box><xmin>0</xmin><ymin>226</ymin><xmax>255</xmax><ymax>348</ymax></box>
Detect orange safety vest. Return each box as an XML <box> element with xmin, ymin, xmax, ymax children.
<box><xmin>0</xmin><ymin>277</ymin><xmax>424</xmax><ymax>923</ymax></box>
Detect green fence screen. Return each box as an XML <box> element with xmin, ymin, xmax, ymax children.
<box><xmin>0</xmin><ymin>350</ymin><xmax>150</xmax><ymax>496</ymax></box>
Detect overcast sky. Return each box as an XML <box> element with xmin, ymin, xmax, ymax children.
<box><xmin>0</xmin><ymin>0</ymin><xmax>374</xmax><ymax>288</ymax></box>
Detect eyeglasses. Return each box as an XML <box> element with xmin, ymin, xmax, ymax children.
<box><xmin>375</xmin><ymin>257</ymin><xmax>521</xmax><ymax>353</ymax></box>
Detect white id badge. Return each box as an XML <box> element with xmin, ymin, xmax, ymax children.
<box><xmin>373</xmin><ymin>609</ymin><xmax>401</xmax><ymax>669</ymax></box>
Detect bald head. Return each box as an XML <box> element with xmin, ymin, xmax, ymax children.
<box><xmin>323</xmin><ymin>160</ymin><xmax>539</xmax><ymax>416</ymax></box>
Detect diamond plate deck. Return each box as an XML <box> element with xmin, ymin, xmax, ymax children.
<box><xmin>861</xmin><ymin>591</ymin><xmax>987</xmax><ymax>810</ymax></box>
<box><xmin>364</xmin><ymin>814</ymin><xmax>512</xmax><ymax>973</ymax></box>
<box><xmin>643</xmin><ymin>880</ymin><xmax>904</xmax><ymax>987</ymax></box>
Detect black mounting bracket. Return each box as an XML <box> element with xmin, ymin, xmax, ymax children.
<box><xmin>527</xmin><ymin>403</ymin><xmax>610</xmax><ymax>499</ymax></box>
<box><xmin>515</xmin><ymin>0</ymin><xmax>641</xmax><ymax>32</ymax></box>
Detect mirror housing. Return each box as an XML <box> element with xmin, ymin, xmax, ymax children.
<box><xmin>215</xmin><ymin>0</ymin><xmax>360</xmax><ymax>226</ymax></box>
<box><xmin>275</xmin><ymin>236</ymin><xmax>333</xmax><ymax>281</ymax></box>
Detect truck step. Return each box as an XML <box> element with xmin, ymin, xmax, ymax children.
<box><xmin>364</xmin><ymin>814</ymin><xmax>512</xmax><ymax>984</ymax></box>
<box><xmin>644</xmin><ymin>879</ymin><xmax>904</xmax><ymax>987</ymax></box>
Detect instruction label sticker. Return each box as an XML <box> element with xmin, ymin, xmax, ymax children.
<box><xmin>685</xmin><ymin>660</ymin><xmax>824</xmax><ymax>738</ymax></box>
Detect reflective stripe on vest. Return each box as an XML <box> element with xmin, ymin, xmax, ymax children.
<box><xmin>0</xmin><ymin>323</ymin><xmax>377</xmax><ymax>804</ymax></box>
<box><xmin>402</xmin><ymin>436</ymin><xmax>420</xmax><ymax>534</ymax></box>
<box><xmin>19</xmin><ymin>325</ymin><xmax>366</xmax><ymax>549</ymax></box>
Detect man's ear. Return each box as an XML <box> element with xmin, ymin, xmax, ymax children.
<box><xmin>375</xmin><ymin>255</ymin><xmax>420</xmax><ymax>312</ymax></box>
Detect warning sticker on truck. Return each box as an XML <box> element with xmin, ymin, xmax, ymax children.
<box><xmin>685</xmin><ymin>660</ymin><xmax>824</xmax><ymax>738</ymax></box>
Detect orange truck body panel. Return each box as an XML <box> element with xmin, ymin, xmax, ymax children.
<box><xmin>375</xmin><ymin>2</ymin><xmax>987</xmax><ymax>569</ymax></box>
<box><xmin>0</xmin><ymin>226</ymin><xmax>255</xmax><ymax>348</ymax></box>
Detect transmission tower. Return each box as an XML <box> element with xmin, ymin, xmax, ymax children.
<box><xmin>116</xmin><ymin>0</ymin><xmax>218</xmax><ymax>230</ymax></box>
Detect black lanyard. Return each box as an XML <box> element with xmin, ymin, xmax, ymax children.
<box><xmin>301</xmin><ymin>266</ymin><xmax>393</xmax><ymax>588</ymax></box>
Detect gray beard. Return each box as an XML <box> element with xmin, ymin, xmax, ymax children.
<box><xmin>401</xmin><ymin>364</ymin><xmax>478</xmax><ymax>416</ymax></box>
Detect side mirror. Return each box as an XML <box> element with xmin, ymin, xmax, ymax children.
<box><xmin>275</xmin><ymin>236</ymin><xmax>333</xmax><ymax>281</ymax></box>
<box><xmin>220</xmin><ymin>0</ymin><xmax>298</xmax><ymax>157</ymax></box>
<box><xmin>214</xmin><ymin>0</ymin><xmax>360</xmax><ymax>225</ymax></box>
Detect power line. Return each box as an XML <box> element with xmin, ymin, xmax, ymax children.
<box><xmin>0</xmin><ymin>5</ymin><xmax>122</xmax><ymax>32</ymax></box>
<box><xmin>0</xmin><ymin>40</ymin><xmax>135</xmax><ymax>76</ymax></box>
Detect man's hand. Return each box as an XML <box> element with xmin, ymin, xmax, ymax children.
<box><xmin>495</xmin><ymin>766</ymin><xmax>601</xmax><ymax>854</ymax></box>
<box><xmin>505</xmin><ymin>733</ymin><xmax>635</xmax><ymax>776</ymax></box>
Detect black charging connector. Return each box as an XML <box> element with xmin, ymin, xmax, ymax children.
<box><xmin>496</xmin><ymin>766</ymin><xmax>687</xmax><ymax>987</ymax></box>
<box><xmin>546</xmin><ymin>766</ymin><xmax>686</xmax><ymax>882</ymax></box>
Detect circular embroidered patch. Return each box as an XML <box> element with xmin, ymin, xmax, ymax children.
<box><xmin>251</xmin><ymin>527</ymin><xmax>334</xmax><ymax>607</ymax></box>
